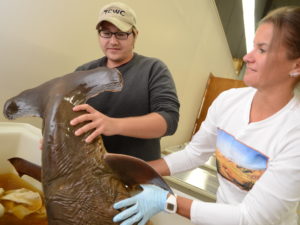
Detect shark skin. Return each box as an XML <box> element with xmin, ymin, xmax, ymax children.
<box><xmin>4</xmin><ymin>67</ymin><xmax>128</xmax><ymax>225</ymax></box>
<box><xmin>4</xmin><ymin>67</ymin><xmax>172</xmax><ymax>225</ymax></box>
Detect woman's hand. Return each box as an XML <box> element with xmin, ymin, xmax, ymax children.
<box><xmin>70</xmin><ymin>104</ymin><xmax>120</xmax><ymax>143</ymax></box>
<box><xmin>113</xmin><ymin>184</ymin><xmax>168</xmax><ymax>225</ymax></box>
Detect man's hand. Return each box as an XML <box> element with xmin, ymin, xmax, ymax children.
<box><xmin>113</xmin><ymin>184</ymin><xmax>168</xmax><ymax>225</ymax></box>
<box><xmin>70</xmin><ymin>104</ymin><xmax>119</xmax><ymax>143</ymax></box>
<box><xmin>39</xmin><ymin>138</ymin><xmax>43</xmax><ymax>150</ymax></box>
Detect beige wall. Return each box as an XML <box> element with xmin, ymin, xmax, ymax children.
<box><xmin>0</xmin><ymin>0</ymin><xmax>235</xmax><ymax>149</ymax></box>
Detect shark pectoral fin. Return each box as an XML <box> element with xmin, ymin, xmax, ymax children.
<box><xmin>104</xmin><ymin>153</ymin><xmax>174</xmax><ymax>194</ymax></box>
<box><xmin>8</xmin><ymin>157</ymin><xmax>42</xmax><ymax>182</ymax></box>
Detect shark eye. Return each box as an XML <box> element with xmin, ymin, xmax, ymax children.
<box><xmin>5</xmin><ymin>101</ymin><xmax>19</xmax><ymax>119</ymax></box>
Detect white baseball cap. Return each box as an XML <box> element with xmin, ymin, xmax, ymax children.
<box><xmin>96</xmin><ymin>2</ymin><xmax>137</xmax><ymax>32</ymax></box>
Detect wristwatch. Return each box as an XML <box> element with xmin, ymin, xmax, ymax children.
<box><xmin>164</xmin><ymin>194</ymin><xmax>177</xmax><ymax>213</ymax></box>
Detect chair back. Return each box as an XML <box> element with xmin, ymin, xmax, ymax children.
<box><xmin>191</xmin><ymin>73</ymin><xmax>246</xmax><ymax>138</ymax></box>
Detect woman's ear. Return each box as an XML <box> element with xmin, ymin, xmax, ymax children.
<box><xmin>289</xmin><ymin>59</ymin><xmax>300</xmax><ymax>77</ymax></box>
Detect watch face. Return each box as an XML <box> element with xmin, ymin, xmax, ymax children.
<box><xmin>167</xmin><ymin>203</ymin><xmax>175</xmax><ymax>211</ymax></box>
<box><xmin>165</xmin><ymin>194</ymin><xmax>177</xmax><ymax>213</ymax></box>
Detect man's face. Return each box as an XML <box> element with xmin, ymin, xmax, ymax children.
<box><xmin>98</xmin><ymin>21</ymin><xmax>136</xmax><ymax>67</ymax></box>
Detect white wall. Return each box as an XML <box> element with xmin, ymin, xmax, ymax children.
<box><xmin>0</xmin><ymin>0</ymin><xmax>235</xmax><ymax>148</ymax></box>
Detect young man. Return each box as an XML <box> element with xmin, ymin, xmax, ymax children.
<box><xmin>70</xmin><ymin>2</ymin><xmax>180</xmax><ymax>161</ymax></box>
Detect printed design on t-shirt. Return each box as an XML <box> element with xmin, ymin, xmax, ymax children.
<box><xmin>215</xmin><ymin>129</ymin><xmax>268</xmax><ymax>191</ymax></box>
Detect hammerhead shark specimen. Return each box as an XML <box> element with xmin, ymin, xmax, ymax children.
<box><xmin>3</xmin><ymin>67</ymin><xmax>172</xmax><ymax>225</ymax></box>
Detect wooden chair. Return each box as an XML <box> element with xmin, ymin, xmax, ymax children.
<box><xmin>191</xmin><ymin>73</ymin><xmax>246</xmax><ymax>137</ymax></box>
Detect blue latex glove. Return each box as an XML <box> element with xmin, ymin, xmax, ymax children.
<box><xmin>113</xmin><ymin>184</ymin><xmax>169</xmax><ymax>225</ymax></box>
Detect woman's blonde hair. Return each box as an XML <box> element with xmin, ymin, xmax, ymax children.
<box><xmin>260</xmin><ymin>6</ymin><xmax>300</xmax><ymax>60</ymax></box>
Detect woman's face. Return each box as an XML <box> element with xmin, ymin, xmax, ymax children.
<box><xmin>243</xmin><ymin>22</ymin><xmax>297</xmax><ymax>91</ymax></box>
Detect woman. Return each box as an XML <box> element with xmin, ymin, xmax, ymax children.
<box><xmin>112</xmin><ymin>6</ymin><xmax>300</xmax><ymax>225</ymax></box>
